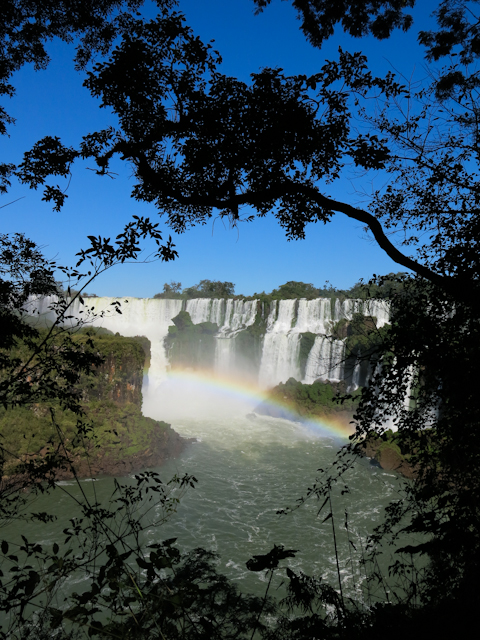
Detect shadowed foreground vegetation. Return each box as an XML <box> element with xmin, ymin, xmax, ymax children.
<box><xmin>2</xmin><ymin>0</ymin><xmax>480</xmax><ymax>636</ymax></box>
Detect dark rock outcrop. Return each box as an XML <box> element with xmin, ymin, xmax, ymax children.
<box><xmin>361</xmin><ymin>436</ymin><xmax>417</xmax><ymax>479</ymax></box>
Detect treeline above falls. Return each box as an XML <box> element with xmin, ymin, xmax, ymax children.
<box><xmin>32</xmin><ymin>296</ymin><xmax>390</xmax><ymax>389</ymax></box>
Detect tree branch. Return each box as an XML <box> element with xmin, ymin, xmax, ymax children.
<box><xmin>135</xmin><ymin>151</ymin><xmax>458</xmax><ymax>296</ymax></box>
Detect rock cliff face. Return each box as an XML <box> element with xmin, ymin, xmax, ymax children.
<box><xmin>67</xmin><ymin>333</ymin><xmax>189</xmax><ymax>478</ymax></box>
<box><xmin>83</xmin><ymin>334</ymin><xmax>146</xmax><ymax>406</ymax></box>
<box><xmin>0</xmin><ymin>332</ymin><xmax>188</xmax><ymax>480</ymax></box>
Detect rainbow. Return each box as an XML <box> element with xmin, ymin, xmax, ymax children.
<box><xmin>153</xmin><ymin>368</ymin><xmax>355</xmax><ymax>440</ymax></box>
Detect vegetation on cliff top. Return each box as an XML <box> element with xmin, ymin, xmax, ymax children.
<box><xmin>152</xmin><ymin>274</ymin><xmax>406</xmax><ymax>303</ymax></box>
<box><xmin>257</xmin><ymin>377</ymin><xmax>361</xmax><ymax>421</ymax></box>
<box><xmin>154</xmin><ymin>279</ymin><xmax>236</xmax><ymax>300</ymax></box>
<box><xmin>1</xmin><ymin>329</ymin><xmax>182</xmax><ymax>478</ymax></box>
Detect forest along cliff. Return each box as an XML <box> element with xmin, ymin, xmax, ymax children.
<box><xmin>0</xmin><ymin>331</ymin><xmax>188</xmax><ymax>480</ymax></box>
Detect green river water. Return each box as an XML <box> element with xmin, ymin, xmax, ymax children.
<box><xmin>3</xmin><ymin>408</ymin><xmax>406</xmax><ymax>608</ymax></box>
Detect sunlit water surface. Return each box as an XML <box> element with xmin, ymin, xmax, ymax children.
<box><xmin>10</xmin><ymin>406</ymin><xmax>404</xmax><ymax>603</ymax></box>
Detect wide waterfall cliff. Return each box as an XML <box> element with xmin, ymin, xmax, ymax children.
<box><xmin>30</xmin><ymin>295</ymin><xmax>389</xmax><ymax>392</ymax></box>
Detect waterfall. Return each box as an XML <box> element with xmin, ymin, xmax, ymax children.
<box><xmin>213</xmin><ymin>300</ymin><xmax>258</xmax><ymax>373</ymax></box>
<box><xmin>295</xmin><ymin>299</ymin><xmax>333</xmax><ymax>334</ymax></box>
<box><xmin>215</xmin><ymin>337</ymin><xmax>235</xmax><ymax>374</ymax></box>
<box><xmin>27</xmin><ymin>294</ymin><xmax>391</xmax><ymax>394</ymax></box>
<box><xmin>265</xmin><ymin>300</ymin><xmax>278</xmax><ymax>331</ymax></box>
<box><xmin>258</xmin><ymin>300</ymin><xmax>300</xmax><ymax>386</ymax></box>
<box><xmin>271</xmin><ymin>299</ymin><xmax>297</xmax><ymax>332</ymax></box>
<box><xmin>259</xmin><ymin>333</ymin><xmax>302</xmax><ymax>388</ymax></box>
<box><xmin>363</xmin><ymin>299</ymin><xmax>390</xmax><ymax>328</ymax></box>
<box><xmin>339</xmin><ymin>298</ymin><xmax>364</xmax><ymax>321</ymax></box>
<box><xmin>303</xmin><ymin>336</ymin><xmax>345</xmax><ymax>384</ymax></box>
<box><xmin>185</xmin><ymin>298</ymin><xmax>225</xmax><ymax>325</ymax></box>
<box><xmin>350</xmin><ymin>356</ymin><xmax>362</xmax><ymax>391</ymax></box>
<box><xmin>219</xmin><ymin>300</ymin><xmax>257</xmax><ymax>335</ymax></box>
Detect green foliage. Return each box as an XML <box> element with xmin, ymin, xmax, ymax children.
<box><xmin>331</xmin><ymin>318</ymin><xmax>349</xmax><ymax>340</ymax></box>
<box><xmin>344</xmin><ymin>312</ymin><xmax>388</xmax><ymax>356</ymax></box>
<box><xmin>265</xmin><ymin>377</ymin><xmax>361</xmax><ymax>419</ymax></box>
<box><xmin>0</xmin><ymin>330</ymin><xmax>173</xmax><ymax>477</ymax></box>
<box><xmin>171</xmin><ymin>309</ymin><xmax>194</xmax><ymax>331</ymax></box>
<box><xmin>154</xmin><ymin>280</ymin><xmax>182</xmax><ymax>299</ymax></box>
<box><xmin>182</xmin><ymin>279</ymin><xmax>235</xmax><ymax>299</ymax></box>
<box><xmin>165</xmin><ymin>312</ymin><xmax>218</xmax><ymax>369</ymax></box>
<box><xmin>271</xmin><ymin>281</ymin><xmax>320</xmax><ymax>300</ymax></box>
<box><xmin>162</xmin><ymin>274</ymin><xmax>406</xmax><ymax>306</ymax></box>
<box><xmin>0</xmin><ymin>400</ymin><xmax>174</xmax><ymax>475</ymax></box>
<box><xmin>347</xmin><ymin>273</ymin><xmax>408</xmax><ymax>300</ymax></box>
<box><xmin>0</xmin><ymin>233</ymin><xmax>58</xmax><ymax>352</ymax></box>
<box><xmin>154</xmin><ymin>279</ymin><xmax>236</xmax><ymax>300</ymax></box>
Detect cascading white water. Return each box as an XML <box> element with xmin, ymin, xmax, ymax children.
<box><xmin>219</xmin><ymin>300</ymin><xmax>257</xmax><ymax>335</ymax></box>
<box><xmin>258</xmin><ymin>300</ymin><xmax>302</xmax><ymax>386</ymax></box>
<box><xmin>272</xmin><ymin>299</ymin><xmax>297</xmax><ymax>332</ymax></box>
<box><xmin>214</xmin><ymin>337</ymin><xmax>235</xmax><ymax>373</ymax></box>
<box><xmin>364</xmin><ymin>299</ymin><xmax>390</xmax><ymax>328</ymax></box>
<box><xmin>295</xmin><ymin>299</ymin><xmax>333</xmax><ymax>334</ymax></box>
<box><xmin>259</xmin><ymin>333</ymin><xmax>302</xmax><ymax>387</ymax></box>
<box><xmin>28</xmin><ymin>294</ymin><xmax>391</xmax><ymax>393</ymax></box>
<box><xmin>339</xmin><ymin>298</ymin><xmax>363</xmax><ymax>321</ymax></box>
<box><xmin>265</xmin><ymin>300</ymin><xmax>278</xmax><ymax>331</ymax></box>
<box><xmin>213</xmin><ymin>300</ymin><xmax>259</xmax><ymax>374</ymax></box>
<box><xmin>304</xmin><ymin>336</ymin><xmax>345</xmax><ymax>384</ymax></box>
<box><xmin>186</xmin><ymin>298</ymin><xmax>224</xmax><ymax>325</ymax></box>
<box><xmin>350</xmin><ymin>356</ymin><xmax>362</xmax><ymax>391</ymax></box>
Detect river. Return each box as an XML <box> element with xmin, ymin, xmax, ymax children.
<box><xmin>0</xmin><ymin>376</ymin><xmax>407</xmax><ymax>635</ymax></box>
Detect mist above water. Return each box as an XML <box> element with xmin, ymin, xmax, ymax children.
<box><xmin>143</xmin><ymin>372</ymin><xmax>258</xmax><ymax>423</ymax></box>
<box><xmin>13</xmin><ymin>296</ymin><xmax>405</xmax><ymax>602</ymax></box>
<box><xmin>30</xmin><ymin>294</ymin><xmax>390</xmax><ymax>394</ymax></box>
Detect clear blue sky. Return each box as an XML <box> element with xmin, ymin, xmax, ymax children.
<box><xmin>2</xmin><ymin>0</ymin><xmax>436</xmax><ymax>297</ymax></box>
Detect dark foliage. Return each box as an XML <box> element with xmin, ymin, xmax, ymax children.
<box><xmin>3</xmin><ymin>0</ymin><xmax>480</xmax><ymax>636</ymax></box>
<box><xmin>182</xmin><ymin>279</ymin><xmax>235</xmax><ymax>299</ymax></box>
<box><xmin>0</xmin><ymin>0</ymin><xmax>161</xmax><ymax>193</ymax></box>
<box><xmin>253</xmin><ymin>0</ymin><xmax>415</xmax><ymax>46</ymax></box>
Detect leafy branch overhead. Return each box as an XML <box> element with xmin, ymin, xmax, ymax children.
<box><xmin>14</xmin><ymin>5</ymin><xmax>480</xmax><ymax>302</ymax></box>
<box><xmin>3</xmin><ymin>1</ymin><xmax>480</xmax><ymax>637</ymax></box>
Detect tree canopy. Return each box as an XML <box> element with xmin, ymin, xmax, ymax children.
<box><xmin>182</xmin><ymin>279</ymin><xmax>235</xmax><ymax>299</ymax></box>
<box><xmin>0</xmin><ymin>0</ymin><xmax>161</xmax><ymax>193</ymax></box>
<box><xmin>2</xmin><ymin>0</ymin><xmax>480</xmax><ymax>635</ymax></box>
<box><xmin>11</xmin><ymin>0</ymin><xmax>479</xmax><ymax>303</ymax></box>
<box><xmin>254</xmin><ymin>0</ymin><xmax>416</xmax><ymax>46</ymax></box>
<box><xmin>271</xmin><ymin>281</ymin><xmax>320</xmax><ymax>299</ymax></box>
<box><xmin>254</xmin><ymin>0</ymin><xmax>480</xmax><ymax>70</ymax></box>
